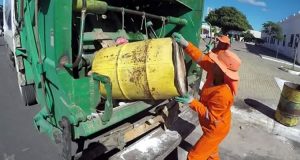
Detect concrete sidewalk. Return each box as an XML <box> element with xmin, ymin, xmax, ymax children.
<box><xmin>230</xmin><ymin>42</ymin><xmax>300</xmax><ymax>142</ymax></box>
<box><xmin>199</xmin><ymin>41</ymin><xmax>300</xmax><ymax>143</ymax></box>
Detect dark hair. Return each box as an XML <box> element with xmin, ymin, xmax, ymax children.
<box><xmin>217</xmin><ymin>41</ymin><xmax>230</xmax><ymax>50</ymax></box>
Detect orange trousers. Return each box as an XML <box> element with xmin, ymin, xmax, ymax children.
<box><xmin>187</xmin><ymin>115</ymin><xmax>231</xmax><ymax>160</ymax></box>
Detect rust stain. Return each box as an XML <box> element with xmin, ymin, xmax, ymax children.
<box><xmin>150</xmin><ymin>68</ymin><xmax>156</xmax><ymax>73</ymax></box>
<box><xmin>121</xmin><ymin>52</ymin><xmax>132</xmax><ymax>59</ymax></box>
<box><xmin>126</xmin><ymin>40</ymin><xmax>153</xmax><ymax>98</ymax></box>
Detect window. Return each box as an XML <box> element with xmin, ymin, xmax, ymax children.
<box><xmin>283</xmin><ymin>35</ymin><xmax>286</xmax><ymax>46</ymax></box>
<box><xmin>295</xmin><ymin>34</ymin><xmax>299</xmax><ymax>49</ymax></box>
<box><xmin>271</xmin><ymin>37</ymin><xmax>273</xmax><ymax>44</ymax></box>
<box><xmin>289</xmin><ymin>34</ymin><xmax>294</xmax><ymax>47</ymax></box>
<box><xmin>277</xmin><ymin>39</ymin><xmax>280</xmax><ymax>45</ymax></box>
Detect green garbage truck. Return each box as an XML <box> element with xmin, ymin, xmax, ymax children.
<box><xmin>3</xmin><ymin>0</ymin><xmax>204</xmax><ymax>159</ymax></box>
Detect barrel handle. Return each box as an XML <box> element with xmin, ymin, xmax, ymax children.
<box><xmin>92</xmin><ymin>73</ymin><xmax>113</xmax><ymax>124</ymax></box>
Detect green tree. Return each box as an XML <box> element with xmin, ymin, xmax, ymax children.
<box><xmin>262</xmin><ymin>21</ymin><xmax>283</xmax><ymax>40</ymax></box>
<box><xmin>241</xmin><ymin>31</ymin><xmax>255</xmax><ymax>42</ymax></box>
<box><xmin>262</xmin><ymin>21</ymin><xmax>283</xmax><ymax>57</ymax></box>
<box><xmin>205</xmin><ymin>7</ymin><xmax>252</xmax><ymax>34</ymax></box>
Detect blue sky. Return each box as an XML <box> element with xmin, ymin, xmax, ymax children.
<box><xmin>1</xmin><ymin>0</ymin><xmax>298</xmax><ymax>31</ymax></box>
<box><xmin>204</xmin><ymin>0</ymin><xmax>300</xmax><ymax>31</ymax></box>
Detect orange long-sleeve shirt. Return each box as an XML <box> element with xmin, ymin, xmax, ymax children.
<box><xmin>184</xmin><ymin>42</ymin><xmax>234</xmax><ymax>128</ymax></box>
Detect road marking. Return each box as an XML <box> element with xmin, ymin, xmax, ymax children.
<box><xmin>260</xmin><ymin>55</ymin><xmax>300</xmax><ymax>68</ymax></box>
<box><xmin>3</xmin><ymin>153</ymin><xmax>15</xmax><ymax>160</ymax></box>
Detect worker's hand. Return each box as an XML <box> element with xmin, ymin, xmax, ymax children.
<box><xmin>172</xmin><ymin>32</ymin><xmax>188</xmax><ymax>48</ymax></box>
<box><xmin>206</xmin><ymin>44</ymin><xmax>214</xmax><ymax>52</ymax></box>
<box><xmin>175</xmin><ymin>93</ymin><xmax>193</xmax><ymax>104</ymax></box>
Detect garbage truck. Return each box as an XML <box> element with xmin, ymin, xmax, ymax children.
<box><xmin>3</xmin><ymin>0</ymin><xmax>204</xmax><ymax>159</ymax></box>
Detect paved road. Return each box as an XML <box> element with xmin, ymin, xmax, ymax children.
<box><xmin>0</xmin><ymin>38</ymin><xmax>59</xmax><ymax>160</ymax></box>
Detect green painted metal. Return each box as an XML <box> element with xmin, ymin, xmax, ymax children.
<box><xmin>83</xmin><ymin>29</ymin><xmax>147</xmax><ymax>42</ymax></box>
<box><xmin>92</xmin><ymin>73</ymin><xmax>113</xmax><ymax>124</ymax></box>
<box><xmin>167</xmin><ymin>16</ymin><xmax>188</xmax><ymax>26</ymax></box>
<box><xmin>74</xmin><ymin>101</ymin><xmax>152</xmax><ymax>138</ymax></box>
<box><xmin>15</xmin><ymin>0</ymin><xmax>204</xmax><ymax>144</ymax></box>
<box><xmin>73</xmin><ymin>0</ymin><xmax>108</xmax><ymax>14</ymax></box>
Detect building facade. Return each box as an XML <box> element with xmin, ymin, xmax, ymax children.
<box><xmin>261</xmin><ymin>12</ymin><xmax>300</xmax><ymax>63</ymax></box>
<box><xmin>249</xmin><ymin>30</ymin><xmax>261</xmax><ymax>39</ymax></box>
<box><xmin>201</xmin><ymin>22</ymin><xmax>211</xmax><ymax>38</ymax></box>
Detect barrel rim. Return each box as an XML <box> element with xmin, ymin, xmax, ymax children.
<box><xmin>281</xmin><ymin>82</ymin><xmax>300</xmax><ymax>104</ymax></box>
<box><xmin>172</xmin><ymin>39</ymin><xmax>188</xmax><ymax>96</ymax></box>
<box><xmin>284</xmin><ymin>82</ymin><xmax>300</xmax><ymax>92</ymax></box>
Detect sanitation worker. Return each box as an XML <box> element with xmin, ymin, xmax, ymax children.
<box><xmin>172</xmin><ymin>33</ymin><xmax>241</xmax><ymax>160</ymax></box>
<box><xmin>211</xmin><ymin>35</ymin><xmax>231</xmax><ymax>54</ymax></box>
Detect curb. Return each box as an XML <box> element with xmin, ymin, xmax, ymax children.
<box><xmin>259</xmin><ymin>54</ymin><xmax>300</xmax><ymax>69</ymax></box>
<box><xmin>278</xmin><ymin>66</ymin><xmax>300</xmax><ymax>76</ymax></box>
<box><xmin>231</xmin><ymin>106</ymin><xmax>300</xmax><ymax>143</ymax></box>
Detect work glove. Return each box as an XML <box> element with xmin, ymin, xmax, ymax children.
<box><xmin>205</xmin><ymin>44</ymin><xmax>214</xmax><ymax>52</ymax></box>
<box><xmin>172</xmin><ymin>32</ymin><xmax>189</xmax><ymax>48</ymax></box>
<box><xmin>174</xmin><ymin>93</ymin><xmax>193</xmax><ymax>104</ymax></box>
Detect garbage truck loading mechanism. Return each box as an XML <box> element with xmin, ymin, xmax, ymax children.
<box><xmin>4</xmin><ymin>0</ymin><xmax>204</xmax><ymax>159</ymax></box>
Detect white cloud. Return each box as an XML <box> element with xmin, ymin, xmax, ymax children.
<box><xmin>238</xmin><ymin>0</ymin><xmax>267</xmax><ymax>7</ymax></box>
<box><xmin>262</xmin><ymin>8</ymin><xmax>268</xmax><ymax>12</ymax></box>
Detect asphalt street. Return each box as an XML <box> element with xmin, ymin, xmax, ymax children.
<box><xmin>0</xmin><ymin>38</ymin><xmax>59</xmax><ymax>160</ymax></box>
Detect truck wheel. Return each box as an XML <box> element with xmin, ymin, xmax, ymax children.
<box><xmin>59</xmin><ymin>117</ymin><xmax>72</xmax><ymax>160</ymax></box>
<box><xmin>8</xmin><ymin>51</ymin><xmax>16</xmax><ymax>68</ymax></box>
<box><xmin>21</xmin><ymin>84</ymin><xmax>37</xmax><ymax>106</ymax></box>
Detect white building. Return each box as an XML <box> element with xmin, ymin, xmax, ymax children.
<box><xmin>249</xmin><ymin>30</ymin><xmax>261</xmax><ymax>39</ymax></box>
<box><xmin>201</xmin><ymin>22</ymin><xmax>211</xmax><ymax>38</ymax></box>
<box><xmin>261</xmin><ymin>12</ymin><xmax>300</xmax><ymax>63</ymax></box>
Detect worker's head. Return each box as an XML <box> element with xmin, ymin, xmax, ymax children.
<box><xmin>215</xmin><ymin>35</ymin><xmax>230</xmax><ymax>50</ymax></box>
<box><xmin>209</xmin><ymin>50</ymin><xmax>241</xmax><ymax>94</ymax></box>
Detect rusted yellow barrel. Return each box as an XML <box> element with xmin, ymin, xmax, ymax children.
<box><xmin>92</xmin><ymin>38</ymin><xmax>187</xmax><ymax>100</ymax></box>
<box><xmin>275</xmin><ymin>82</ymin><xmax>300</xmax><ymax>126</ymax></box>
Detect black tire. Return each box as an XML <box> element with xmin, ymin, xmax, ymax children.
<box><xmin>8</xmin><ymin>51</ymin><xmax>16</xmax><ymax>69</ymax></box>
<box><xmin>59</xmin><ymin>117</ymin><xmax>72</xmax><ymax>160</ymax></box>
<box><xmin>59</xmin><ymin>117</ymin><xmax>78</xmax><ymax>160</ymax></box>
<box><xmin>21</xmin><ymin>84</ymin><xmax>37</xmax><ymax>106</ymax></box>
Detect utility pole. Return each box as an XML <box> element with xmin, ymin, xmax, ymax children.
<box><xmin>276</xmin><ymin>44</ymin><xmax>279</xmax><ymax>58</ymax></box>
<box><xmin>292</xmin><ymin>37</ymin><xmax>299</xmax><ymax>70</ymax></box>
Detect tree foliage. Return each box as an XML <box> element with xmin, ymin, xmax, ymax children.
<box><xmin>205</xmin><ymin>7</ymin><xmax>252</xmax><ymax>34</ymax></box>
<box><xmin>241</xmin><ymin>31</ymin><xmax>255</xmax><ymax>42</ymax></box>
<box><xmin>262</xmin><ymin>21</ymin><xmax>283</xmax><ymax>40</ymax></box>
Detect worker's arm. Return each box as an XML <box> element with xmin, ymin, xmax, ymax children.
<box><xmin>189</xmin><ymin>91</ymin><xmax>232</xmax><ymax>122</ymax></box>
<box><xmin>184</xmin><ymin>42</ymin><xmax>212</xmax><ymax>71</ymax></box>
<box><xmin>189</xmin><ymin>97</ymin><xmax>230</xmax><ymax>123</ymax></box>
<box><xmin>206</xmin><ymin>97</ymin><xmax>230</xmax><ymax>122</ymax></box>
<box><xmin>189</xmin><ymin>99</ymin><xmax>207</xmax><ymax>118</ymax></box>
<box><xmin>172</xmin><ymin>32</ymin><xmax>212</xmax><ymax>71</ymax></box>
<box><xmin>175</xmin><ymin>94</ymin><xmax>207</xmax><ymax>118</ymax></box>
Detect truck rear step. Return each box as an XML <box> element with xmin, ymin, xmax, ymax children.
<box><xmin>110</xmin><ymin>127</ymin><xmax>181</xmax><ymax>160</ymax></box>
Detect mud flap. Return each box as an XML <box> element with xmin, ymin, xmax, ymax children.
<box><xmin>110</xmin><ymin>127</ymin><xmax>181</xmax><ymax>160</ymax></box>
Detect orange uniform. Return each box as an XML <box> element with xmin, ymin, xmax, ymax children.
<box><xmin>184</xmin><ymin>43</ymin><xmax>234</xmax><ymax>160</ymax></box>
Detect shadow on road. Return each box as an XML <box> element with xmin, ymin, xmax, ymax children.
<box><xmin>244</xmin><ymin>98</ymin><xmax>276</xmax><ymax>120</ymax></box>
<box><xmin>244</xmin><ymin>43</ymin><xmax>299</xmax><ymax>65</ymax></box>
<box><xmin>165</xmin><ymin>109</ymin><xmax>199</xmax><ymax>160</ymax></box>
<box><xmin>170</xmin><ymin>116</ymin><xmax>197</xmax><ymax>152</ymax></box>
